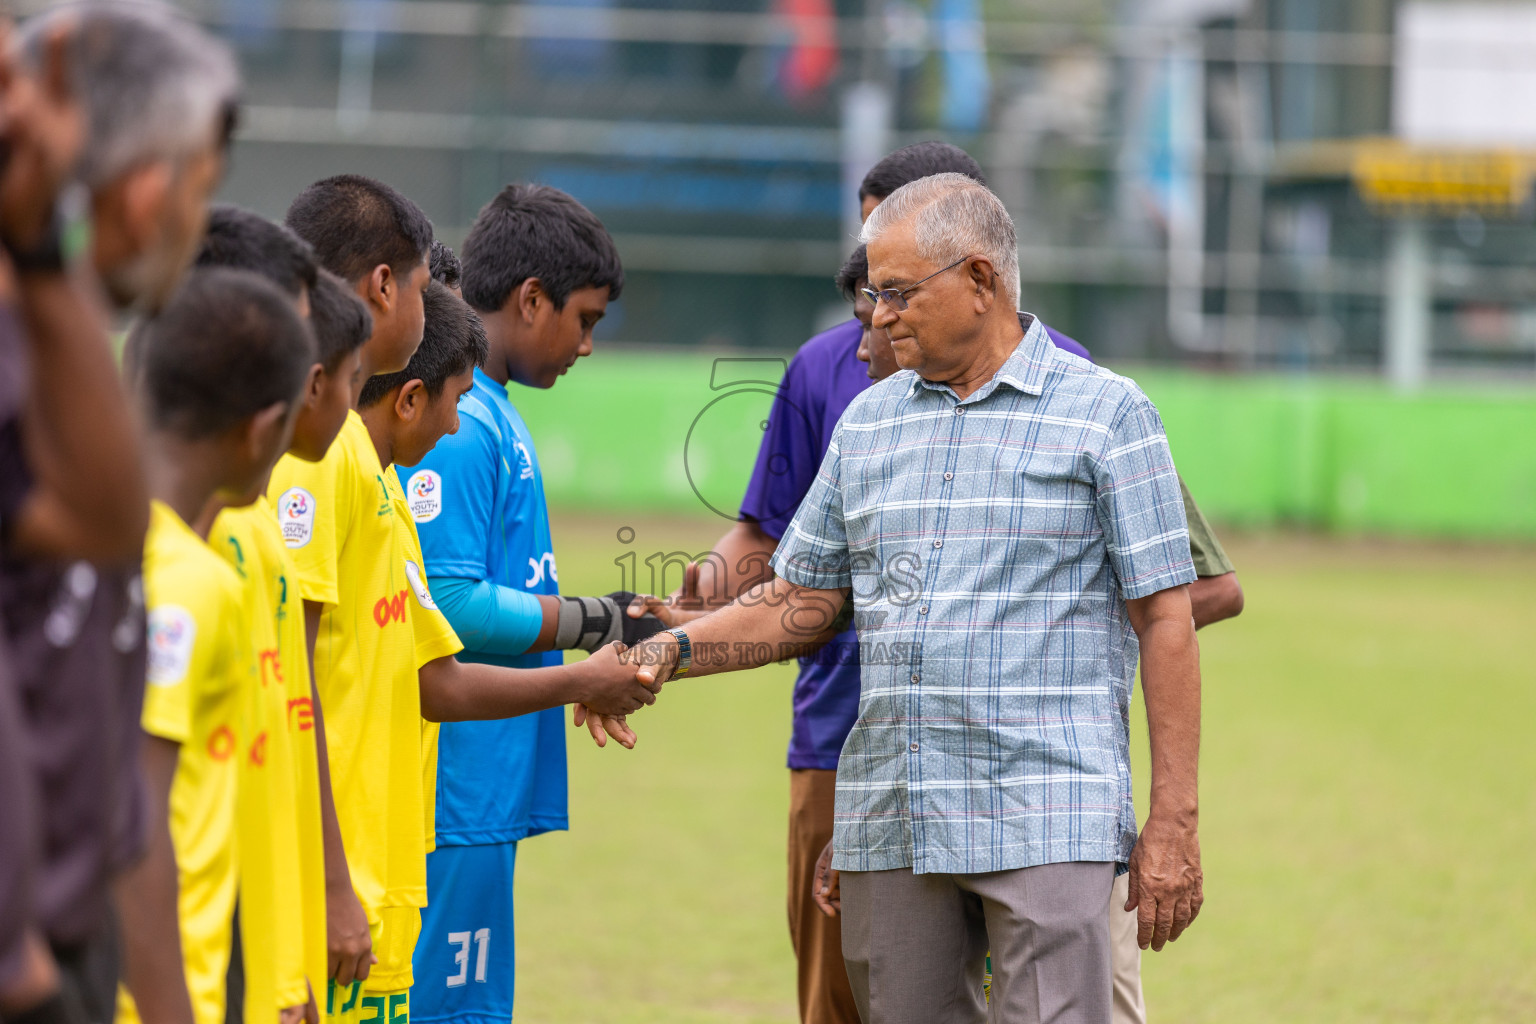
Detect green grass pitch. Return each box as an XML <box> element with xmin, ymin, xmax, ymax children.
<box><xmin>505</xmin><ymin>513</ymin><xmax>1536</xmax><ymax>1023</ymax></box>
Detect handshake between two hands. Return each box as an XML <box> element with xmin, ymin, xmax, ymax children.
<box><xmin>569</xmin><ymin>579</ymin><xmax>710</xmax><ymax>752</ymax></box>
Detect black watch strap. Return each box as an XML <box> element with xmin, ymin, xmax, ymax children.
<box><xmin>5</xmin><ymin>184</ymin><xmax>89</xmax><ymax>275</ymax></box>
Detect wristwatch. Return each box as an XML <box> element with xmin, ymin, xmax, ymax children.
<box><xmin>666</xmin><ymin>627</ymin><xmax>692</xmax><ymax>678</ymax></box>
<box><xmin>5</xmin><ymin>183</ymin><xmax>91</xmax><ymax>275</ymax></box>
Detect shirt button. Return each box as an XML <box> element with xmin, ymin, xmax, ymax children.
<box><xmin>933</xmin><ymin>539</ymin><xmax>943</xmax><ymax>549</ymax></box>
<box><xmin>955</xmin><ymin>407</ymin><xmax>965</xmax><ymax>415</ymax></box>
<box><xmin>918</xmin><ymin>605</ymin><xmax>929</xmax><ymax>615</ymax></box>
<box><xmin>909</xmin><ymin>742</ymin><xmax>920</xmax><ymax>752</ymax></box>
<box><xmin>943</xmin><ymin>472</ymin><xmax>953</xmax><ymax>481</ymax></box>
<box><xmin>910</xmin><ymin>673</ymin><xmax>920</xmax><ymax>683</ymax></box>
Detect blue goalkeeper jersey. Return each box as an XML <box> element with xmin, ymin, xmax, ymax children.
<box><xmin>409</xmin><ymin>367</ymin><xmax>568</xmax><ymax>846</ymax></box>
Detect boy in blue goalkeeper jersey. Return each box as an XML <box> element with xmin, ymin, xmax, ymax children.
<box><xmin>406</xmin><ymin>190</ymin><xmax>660</xmax><ymax>1024</ymax></box>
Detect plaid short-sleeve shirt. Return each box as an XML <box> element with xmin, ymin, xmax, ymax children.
<box><xmin>772</xmin><ymin>315</ymin><xmax>1196</xmax><ymax>875</ymax></box>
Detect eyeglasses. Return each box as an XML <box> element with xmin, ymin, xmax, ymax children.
<box><xmin>860</xmin><ymin>255</ymin><xmax>974</xmax><ymax>312</ymax></box>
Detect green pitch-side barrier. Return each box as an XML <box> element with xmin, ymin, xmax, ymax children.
<box><xmin>511</xmin><ymin>351</ymin><xmax>1536</xmax><ymax>540</ymax></box>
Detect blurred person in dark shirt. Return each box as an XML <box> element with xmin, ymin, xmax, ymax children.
<box><xmin>0</xmin><ymin>6</ymin><xmax>239</xmax><ymax>1024</ymax></box>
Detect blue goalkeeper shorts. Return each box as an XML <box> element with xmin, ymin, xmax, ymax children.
<box><xmin>411</xmin><ymin>842</ymin><xmax>518</xmax><ymax>1023</ymax></box>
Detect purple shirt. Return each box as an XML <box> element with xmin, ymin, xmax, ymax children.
<box><xmin>740</xmin><ymin>314</ymin><xmax>1089</xmax><ymax>770</ymax></box>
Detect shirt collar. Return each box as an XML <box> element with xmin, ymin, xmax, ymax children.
<box><xmin>472</xmin><ymin>366</ymin><xmax>501</xmax><ymax>395</ymax></box>
<box><xmin>906</xmin><ymin>312</ymin><xmax>1054</xmax><ymax>403</ymax></box>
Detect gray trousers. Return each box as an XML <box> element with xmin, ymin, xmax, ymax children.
<box><xmin>840</xmin><ymin>861</ymin><xmax>1114</xmax><ymax>1024</ymax></box>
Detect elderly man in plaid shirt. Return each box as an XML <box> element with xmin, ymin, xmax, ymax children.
<box><xmin>628</xmin><ymin>173</ymin><xmax>1203</xmax><ymax>1024</ymax></box>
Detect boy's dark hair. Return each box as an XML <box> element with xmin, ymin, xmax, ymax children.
<box><xmin>858</xmin><ymin>142</ymin><xmax>987</xmax><ymax>203</ymax></box>
<box><xmin>429</xmin><ymin>240</ymin><xmax>461</xmax><ymax>290</ymax></box>
<box><xmin>135</xmin><ymin>268</ymin><xmax>315</xmax><ymax>439</ymax></box>
<box><xmin>284</xmin><ymin>174</ymin><xmax>433</xmax><ymax>284</ymax></box>
<box><xmin>459</xmin><ymin>183</ymin><xmax>623</xmax><ymax>314</ymax></box>
<box><xmin>308</xmin><ymin>268</ymin><xmax>371</xmax><ymax>372</ymax></box>
<box><xmin>194</xmin><ymin>205</ymin><xmax>318</xmax><ymax>300</ymax></box>
<box><xmin>358</xmin><ymin>280</ymin><xmax>488</xmax><ymax>408</ymax></box>
<box><xmin>835</xmin><ymin>244</ymin><xmax>869</xmax><ymax>301</ymax></box>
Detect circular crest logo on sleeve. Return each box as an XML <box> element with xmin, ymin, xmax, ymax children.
<box><xmin>277</xmin><ymin>487</ymin><xmax>316</xmax><ymax>548</ymax></box>
<box><xmin>406</xmin><ymin>470</ymin><xmax>443</xmax><ymax>523</ymax></box>
<box><xmin>146</xmin><ymin>605</ymin><xmax>197</xmax><ymax>686</ymax></box>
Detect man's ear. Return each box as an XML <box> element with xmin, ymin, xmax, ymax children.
<box><xmin>243</xmin><ymin>400</ymin><xmax>292</xmax><ymax>465</ymax></box>
<box><xmin>393</xmin><ymin>379</ymin><xmax>427</xmax><ymax>423</ymax></box>
<box><xmin>301</xmin><ymin>362</ymin><xmax>326</xmax><ymax>408</ymax></box>
<box><xmin>365</xmin><ymin>263</ymin><xmax>395</xmax><ymax>314</ymax></box>
<box><xmin>117</xmin><ymin>161</ymin><xmax>175</xmax><ymax>253</ymax></box>
<box><xmin>968</xmin><ymin>256</ymin><xmax>1000</xmax><ymax>314</ymax></box>
<box><xmin>515</xmin><ymin>278</ymin><xmax>546</xmax><ymax>325</ymax></box>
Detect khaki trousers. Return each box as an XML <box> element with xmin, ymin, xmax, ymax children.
<box><xmin>1109</xmin><ymin>872</ymin><xmax>1146</xmax><ymax>1024</ymax></box>
<box><xmin>787</xmin><ymin>769</ymin><xmax>861</xmax><ymax>1024</ymax></box>
<box><xmin>840</xmin><ymin>861</ymin><xmax>1115</xmax><ymax>1024</ymax></box>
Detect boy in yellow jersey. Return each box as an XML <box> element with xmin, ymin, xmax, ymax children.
<box><xmin>269</xmin><ymin>244</ymin><xmax>656</xmax><ymax>1023</ymax></box>
<box><xmin>121</xmin><ymin>269</ymin><xmax>317</xmax><ymax>1024</ymax></box>
<box><xmin>194</xmin><ymin>209</ymin><xmax>373</xmax><ymax>1024</ymax></box>
<box><xmin>272</xmin><ymin>175</ymin><xmax>435</xmax><ymax>1005</ymax></box>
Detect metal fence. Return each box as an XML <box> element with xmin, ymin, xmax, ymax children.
<box><xmin>51</xmin><ymin>0</ymin><xmax>1535</xmax><ymax>380</ymax></box>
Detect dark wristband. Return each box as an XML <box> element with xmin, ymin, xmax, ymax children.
<box><xmin>5</xmin><ymin>184</ymin><xmax>90</xmax><ymax>275</ymax></box>
<box><xmin>5</xmin><ymin>218</ymin><xmax>66</xmax><ymax>274</ymax></box>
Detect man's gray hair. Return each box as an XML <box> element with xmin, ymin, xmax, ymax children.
<box><xmin>859</xmin><ymin>172</ymin><xmax>1020</xmax><ymax>307</ymax></box>
<box><xmin>20</xmin><ymin>1</ymin><xmax>239</xmax><ymax>189</ymax></box>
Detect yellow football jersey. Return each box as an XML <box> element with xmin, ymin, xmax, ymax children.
<box><xmin>139</xmin><ymin>501</ymin><xmax>253</xmax><ymax>1024</ymax></box>
<box><xmin>261</xmin><ymin>495</ymin><xmax>331</xmax><ymax>1006</ymax></box>
<box><xmin>213</xmin><ymin>499</ymin><xmax>321</xmax><ymax>1014</ymax></box>
<box><xmin>267</xmin><ymin>412</ymin><xmax>461</xmax><ymax>990</ymax></box>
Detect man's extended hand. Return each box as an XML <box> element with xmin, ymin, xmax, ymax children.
<box><xmin>572</xmin><ymin>703</ymin><xmax>636</xmax><ymax>749</ymax></box>
<box><xmin>576</xmin><ymin>641</ymin><xmax>660</xmax><ymax>717</ymax></box>
<box><xmin>623</xmin><ymin>631</ymin><xmax>681</xmax><ymax>692</ymax></box>
<box><xmin>812</xmin><ymin>838</ymin><xmax>840</xmax><ymax>917</ymax></box>
<box><xmin>626</xmin><ymin>560</ymin><xmax>709</xmax><ymax>629</ymax></box>
<box><xmin>326</xmin><ymin>881</ymin><xmax>375</xmax><ymax>987</ymax></box>
<box><xmin>1124</xmin><ymin>814</ymin><xmax>1203</xmax><ymax>951</ymax></box>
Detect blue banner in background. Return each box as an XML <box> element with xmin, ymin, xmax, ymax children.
<box><xmin>936</xmin><ymin>0</ymin><xmax>990</xmax><ymax>133</ymax></box>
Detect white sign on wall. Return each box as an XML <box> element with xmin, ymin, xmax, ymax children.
<box><xmin>1396</xmin><ymin>3</ymin><xmax>1536</xmax><ymax>147</ymax></box>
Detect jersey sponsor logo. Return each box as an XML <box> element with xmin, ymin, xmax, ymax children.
<box><xmin>248</xmin><ymin>731</ymin><xmax>268</xmax><ymax>767</ymax></box>
<box><xmin>287</xmin><ymin>696</ymin><xmax>314</xmax><ymax>732</ymax></box>
<box><xmin>146</xmin><ymin>606</ymin><xmax>196</xmax><ymax>686</ymax></box>
<box><xmin>258</xmin><ymin>648</ymin><xmax>283</xmax><ymax>688</ymax></box>
<box><xmin>404</xmin><ymin>559</ymin><xmax>439</xmax><ymax>610</ymax></box>
<box><xmin>525</xmin><ymin>551</ymin><xmax>559</xmax><ymax>588</ymax></box>
<box><xmin>512</xmin><ymin>440</ymin><xmax>535</xmax><ymax>481</ymax></box>
<box><xmin>407</xmin><ymin>469</ymin><xmax>443</xmax><ymax>522</ymax></box>
<box><xmin>277</xmin><ymin>487</ymin><xmax>316</xmax><ymax>548</ymax></box>
<box><xmin>207</xmin><ymin>724</ymin><xmax>236</xmax><ymax>762</ymax></box>
<box><xmin>373</xmin><ymin>589</ymin><xmax>409</xmax><ymax>627</ymax></box>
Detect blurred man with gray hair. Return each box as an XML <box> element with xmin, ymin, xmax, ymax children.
<box><xmin>624</xmin><ymin>172</ymin><xmax>1205</xmax><ymax>1022</ymax></box>
<box><xmin>20</xmin><ymin>0</ymin><xmax>239</xmax><ymax>311</ymax></box>
<box><xmin>0</xmin><ymin>5</ymin><xmax>239</xmax><ymax>1024</ymax></box>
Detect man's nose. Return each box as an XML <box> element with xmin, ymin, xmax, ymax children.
<box><xmin>871</xmin><ymin>302</ymin><xmax>898</xmax><ymax>329</ymax></box>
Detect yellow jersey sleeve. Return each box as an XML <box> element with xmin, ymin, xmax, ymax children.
<box><xmin>390</xmin><ymin>467</ymin><xmax>463</xmax><ymax>668</ymax></box>
<box><xmin>141</xmin><ymin>600</ymin><xmax>198</xmax><ymax>743</ymax></box>
<box><xmin>267</xmin><ymin>416</ymin><xmax>361</xmax><ymax>607</ymax></box>
<box><xmin>142</xmin><ymin>581</ymin><xmax>246</xmax><ymax>744</ymax></box>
